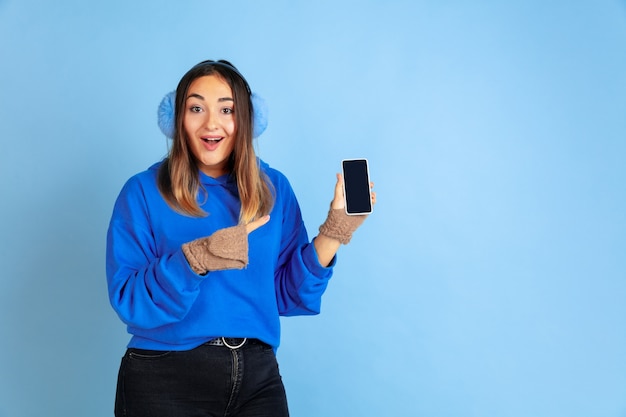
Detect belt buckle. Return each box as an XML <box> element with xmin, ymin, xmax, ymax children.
<box><xmin>221</xmin><ymin>337</ymin><xmax>247</xmax><ymax>349</ymax></box>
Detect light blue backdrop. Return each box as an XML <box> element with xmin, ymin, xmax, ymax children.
<box><xmin>1</xmin><ymin>1</ymin><xmax>625</xmax><ymax>416</ymax></box>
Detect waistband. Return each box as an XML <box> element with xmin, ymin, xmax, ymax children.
<box><xmin>204</xmin><ymin>337</ymin><xmax>269</xmax><ymax>350</ymax></box>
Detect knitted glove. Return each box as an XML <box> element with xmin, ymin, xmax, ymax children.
<box><xmin>182</xmin><ymin>225</ymin><xmax>248</xmax><ymax>275</ymax></box>
<box><xmin>318</xmin><ymin>208</ymin><xmax>367</xmax><ymax>245</ymax></box>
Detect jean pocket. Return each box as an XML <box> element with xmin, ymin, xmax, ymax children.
<box><xmin>127</xmin><ymin>348</ymin><xmax>173</xmax><ymax>360</ymax></box>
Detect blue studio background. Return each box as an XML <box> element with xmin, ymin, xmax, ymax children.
<box><xmin>1</xmin><ymin>1</ymin><xmax>625</xmax><ymax>416</ymax></box>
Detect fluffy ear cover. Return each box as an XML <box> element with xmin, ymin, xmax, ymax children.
<box><xmin>251</xmin><ymin>93</ymin><xmax>268</xmax><ymax>138</ymax></box>
<box><xmin>157</xmin><ymin>91</ymin><xmax>176</xmax><ymax>139</ymax></box>
<box><xmin>157</xmin><ymin>91</ymin><xmax>268</xmax><ymax>139</ymax></box>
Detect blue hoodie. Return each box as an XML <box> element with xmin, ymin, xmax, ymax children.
<box><xmin>106</xmin><ymin>160</ymin><xmax>334</xmax><ymax>351</ymax></box>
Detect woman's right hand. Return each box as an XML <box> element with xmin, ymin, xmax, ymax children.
<box><xmin>183</xmin><ymin>218</ymin><xmax>268</xmax><ymax>274</ymax></box>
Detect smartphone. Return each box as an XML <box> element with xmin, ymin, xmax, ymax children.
<box><xmin>342</xmin><ymin>158</ymin><xmax>373</xmax><ymax>215</ymax></box>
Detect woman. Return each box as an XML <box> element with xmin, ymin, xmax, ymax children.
<box><xmin>106</xmin><ymin>59</ymin><xmax>375</xmax><ymax>417</ymax></box>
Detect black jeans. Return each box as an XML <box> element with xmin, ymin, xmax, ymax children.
<box><xmin>114</xmin><ymin>339</ymin><xmax>289</xmax><ymax>417</ymax></box>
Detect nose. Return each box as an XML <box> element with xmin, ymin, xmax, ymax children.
<box><xmin>204</xmin><ymin>108</ymin><xmax>219</xmax><ymax>130</ymax></box>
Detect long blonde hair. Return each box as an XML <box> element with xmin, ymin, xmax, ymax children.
<box><xmin>157</xmin><ymin>60</ymin><xmax>274</xmax><ymax>223</ymax></box>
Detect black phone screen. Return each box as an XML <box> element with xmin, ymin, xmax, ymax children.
<box><xmin>342</xmin><ymin>159</ymin><xmax>372</xmax><ymax>215</ymax></box>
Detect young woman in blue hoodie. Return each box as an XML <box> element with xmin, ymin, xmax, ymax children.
<box><xmin>106</xmin><ymin>60</ymin><xmax>375</xmax><ymax>417</ymax></box>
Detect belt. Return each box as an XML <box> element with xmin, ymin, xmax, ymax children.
<box><xmin>205</xmin><ymin>337</ymin><xmax>266</xmax><ymax>350</ymax></box>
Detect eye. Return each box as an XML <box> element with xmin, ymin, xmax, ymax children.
<box><xmin>189</xmin><ymin>105</ymin><xmax>203</xmax><ymax>113</ymax></box>
<box><xmin>222</xmin><ymin>107</ymin><xmax>234</xmax><ymax>115</ymax></box>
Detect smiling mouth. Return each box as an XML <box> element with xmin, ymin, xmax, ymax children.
<box><xmin>202</xmin><ymin>137</ymin><xmax>223</xmax><ymax>143</ymax></box>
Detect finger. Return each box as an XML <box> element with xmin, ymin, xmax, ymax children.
<box><xmin>335</xmin><ymin>173</ymin><xmax>344</xmax><ymax>197</ymax></box>
<box><xmin>245</xmin><ymin>215</ymin><xmax>270</xmax><ymax>234</ymax></box>
<box><xmin>331</xmin><ymin>173</ymin><xmax>345</xmax><ymax>210</ymax></box>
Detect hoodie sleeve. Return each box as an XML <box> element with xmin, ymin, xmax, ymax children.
<box><xmin>105</xmin><ymin>176</ymin><xmax>203</xmax><ymax>330</ymax></box>
<box><xmin>271</xmin><ymin>173</ymin><xmax>336</xmax><ymax>316</ymax></box>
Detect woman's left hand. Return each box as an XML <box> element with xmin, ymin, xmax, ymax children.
<box><xmin>314</xmin><ymin>174</ymin><xmax>376</xmax><ymax>267</ymax></box>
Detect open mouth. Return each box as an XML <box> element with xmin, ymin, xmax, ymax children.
<box><xmin>202</xmin><ymin>137</ymin><xmax>223</xmax><ymax>143</ymax></box>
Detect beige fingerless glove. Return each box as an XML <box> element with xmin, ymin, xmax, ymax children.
<box><xmin>182</xmin><ymin>225</ymin><xmax>248</xmax><ymax>275</ymax></box>
<box><xmin>318</xmin><ymin>208</ymin><xmax>367</xmax><ymax>245</ymax></box>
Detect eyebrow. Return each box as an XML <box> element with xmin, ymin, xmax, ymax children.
<box><xmin>186</xmin><ymin>93</ymin><xmax>234</xmax><ymax>102</ymax></box>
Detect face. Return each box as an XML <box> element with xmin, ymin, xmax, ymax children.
<box><xmin>183</xmin><ymin>75</ymin><xmax>237</xmax><ymax>178</ymax></box>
